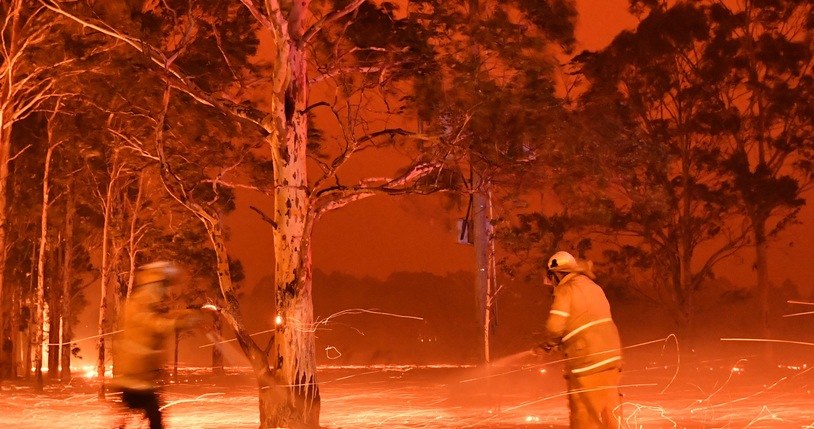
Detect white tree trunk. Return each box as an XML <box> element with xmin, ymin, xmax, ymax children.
<box><xmin>0</xmin><ymin>124</ymin><xmax>10</xmax><ymax>379</ymax></box>
<box><xmin>0</xmin><ymin>2</ymin><xmax>20</xmax><ymax>377</ymax></box>
<box><xmin>125</xmin><ymin>172</ymin><xmax>146</xmax><ymax>300</ymax></box>
<box><xmin>473</xmin><ymin>175</ymin><xmax>490</xmax><ymax>364</ymax></box>
<box><xmin>60</xmin><ymin>184</ymin><xmax>75</xmax><ymax>381</ymax></box>
<box><xmin>97</xmin><ymin>164</ymin><xmax>118</xmax><ymax>400</ymax></box>
<box><xmin>33</xmin><ymin>143</ymin><xmax>58</xmax><ymax>391</ymax></box>
<box><xmin>261</xmin><ymin>5</ymin><xmax>321</xmax><ymax>421</ymax></box>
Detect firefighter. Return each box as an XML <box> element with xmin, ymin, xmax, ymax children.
<box><xmin>111</xmin><ymin>261</ymin><xmax>202</xmax><ymax>429</ymax></box>
<box><xmin>534</xmin><ymin>251</ymin><xmax>623</xmax><ymax>428</ymax></box>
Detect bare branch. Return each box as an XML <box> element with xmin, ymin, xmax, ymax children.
<box><xmin>207</xmin><ymin>18</ymin><xmax>239</xmax><ymax>81</ymax></box>
<box><xmin>249</xmin><ymin>205</ymin><xmax>278</xmax><ymax>229</ymax></box>
<box><xmin>302</xmin><ymin>0</ymin><xmax>367</xmax><ymax>45</ymax></box>
<box><xmin>202</xmin><ymin>178</ymin><xmax>266</xmax><ymax>193</ymax></box>
<box><xmin>238</xmin><ymin>0</ymin><xmax>275</xmax><ymax>31</ymax></box>
<box><xmin>7</xmin><ymin>144</ymin><xmax>32</xmax><ymax>163</ymax></box>
<box><xmin>106</xmin><ymin>129</ymin><xmax>160</xmax><ymax>161</ymax></box>
<box><xmin>314</xmin><ymin>162</ymin><xmax>441</xmax><ymax>216</ymax></box>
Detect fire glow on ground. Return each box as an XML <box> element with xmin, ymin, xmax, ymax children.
<box><xmin>1</xmin><ymin>348</ymin><xmax>813</xmax><ymax>429</ymax></box>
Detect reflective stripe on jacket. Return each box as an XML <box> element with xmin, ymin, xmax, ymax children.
<box><xmin>544</xmin><ymin>273</ymin><xmax>622</xmax><ymax>376</ymax></box>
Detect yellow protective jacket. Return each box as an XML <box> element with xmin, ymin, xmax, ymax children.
<box><xmin>544</xmin><ymin>272</ymin><xmax>622</xmax><ymax>377</ymax></box>
<box><xmin>111</xmin><ymin>283</ymin><xmax>178</xmax><ymax>390</ymax></box>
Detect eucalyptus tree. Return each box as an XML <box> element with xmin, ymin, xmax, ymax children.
<box><xmin>703</xmin><ymin>0</ymin><xmax>814</xmax><ymax>340</ymax></box>
<box><xmin>42</xmin><ymin>1</ymin><xmax>446</xmax><ymax>424</ymax></box>
<box><xmin>565</xmin><ymin>2</ymin><xmax>754</xmax><ymax>334</ymax></box>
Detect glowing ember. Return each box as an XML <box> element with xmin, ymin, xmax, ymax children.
<box><xmin>325</xmin><ymin>346</ymin><xmax>342</xmax><ymax>360</ymax></box>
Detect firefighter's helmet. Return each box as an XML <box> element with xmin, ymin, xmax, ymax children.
<box><xmin>547</xmin><ymin>251</ymin><xmax>578</xmax><ymax>273</ymax></box>
<box><xmin>135</xmin><ymin>261</ymin><xmax>180</xmax><ymax>287</ymax></box>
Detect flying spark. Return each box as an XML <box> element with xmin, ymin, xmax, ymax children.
<box><xmin>721</xmin><ymin>338</ymin><xmax>814</xmax><ymax>347</ymax></box>
<box><xmin>782</xmin><ymin>309</ymin><xmax>814</xmax><ymax>318</ymax></box>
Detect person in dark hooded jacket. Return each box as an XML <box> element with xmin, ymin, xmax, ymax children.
<box><xmin>111</xmin><ymin>261</ymin><xmax>202</xmax><ymax>429</ymax></box>
<box><xmin>535</xmin><ymin>251</ymin><xmax>623</xmax><ymax>429</ymax></box>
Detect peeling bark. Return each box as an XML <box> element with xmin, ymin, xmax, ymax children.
<box><xmin>261</xmin><ymin>2</ymin><xmax>321</xmax><ymax>421</ymax></box>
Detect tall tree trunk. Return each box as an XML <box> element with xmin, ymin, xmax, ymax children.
<box><xmin>0</xmin><ymin>108</ymin><xmax>11</xmax><ymax>383</ymax></box>
<box><xmin>10</xmin><ymin>276</ymin><xmax>21</xmax><ymax>379</ymax></box>
<box><xmin>0</xmin><ymin>0</ymin><xmax>22</xmax><ymax>381</ymax></box>
<box><xmin>46</xmin><ymin>132</ymin><xmax>64</xmax><ymax>381</ymax></box>
<box><xmin>23</xmin><ymin>280</ymin><xmax>33</xmax><ymax>381</ymax></box>
<box><xmin>24</xmin><ymin>245</ymin><xmax>36</xmax><ymax>380</ymax></box>
<box><xmin>486</xmin><ymin>188</ymin><xmax>498</xmax><ymax>363</ymax></box>
<box><xmin>678</xmin><ymin>220</ymin><xmax>695</xmax><ymax>339</ymax></box>
<box><xmin>125</xmin><ymin>173</ymin><xmax>146</xmax><ymax>300</ymax></box>
<box><xmin>22</xmin><ymin>314</ymin><xmax>31</xmax><ymax>380</ymax></box>
<box><xmin>47</xmin><ymin>284</ymin><xmax>60</xmax><ymax>380</ymax></box>
<box><xmin>466</xmin><ymin>0</ymin><xmax>492</xmax><ymax>365</ymax></box>
<box><xmin>202</xmin><ymin>218</ymin><xmax>282</xmax><ymax>425</ymax></box>
<box><xmin>262</xmin><ymin>6</ymin><xmax>320</xmax><ymax>421</ymax></box>
<box><xmin>677</xmin><ymin>133</ymin><xmax>695</xmax><ymax>340</ymax></box>
<box><xmin>0</xmin><ymin>120</ymin><xmax>7</xmax><ymax>377</ymax></box>
<box><xmin>97</xmin><ymin>169</ymin><xmax>117</xmax><ymax>400</ymax></box>
<box><xmin>33</xmin><ymin>143</ymin><xmax>58</xmax><ymax>392</ymax></box>
<box><xmin>211</xmin><ymin>314</ymin><xmax>224</xmax><ymax>376</ymax></box>
<box><xmin>60</xmin><ymin>184</ymin><xmax>75</xmax><ymax>381</ymax></box>
<box><xmin>473</xmin><ymin>174</ymin><xmax>491</xmax><ymax>364</ymax></box>
<box><xmin>753</xmin><ymin>215</ymin><xmax>772</xmax><ymax>359</ymax></box>
<box><xmin>0</xmin><ymin>88</ymin><xmax>9</xmax><ymax>384</ymax></box>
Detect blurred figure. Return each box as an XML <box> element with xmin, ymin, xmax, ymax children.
<box><xmin>112</xmin><ymin>261</ymin><xmax>202</xmax><ymax>429</ymax></box>
<box><xmin>534</xmin><ymin>251</ymin><xmax>623</xmax><ymax>429</ymax></box>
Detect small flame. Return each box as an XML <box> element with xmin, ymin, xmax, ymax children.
<box><xmin>275</xmin><ymin>315</ymin><xmax>283</xmax><ymax>326</ymax></box>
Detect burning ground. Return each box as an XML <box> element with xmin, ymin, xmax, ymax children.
<box><xmin>2</xmin><ymin>342</ymin><xmax>813</xmax><ymax>429</ymax></box>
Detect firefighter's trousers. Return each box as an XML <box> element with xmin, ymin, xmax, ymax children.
<box><xmin>566</xmin><ymin>366</ymin><xmax>622</xmax><ymax>428</ymax></box>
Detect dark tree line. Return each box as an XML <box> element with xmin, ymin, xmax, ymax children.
<box><xmin>500</xmin><ymin>0</ymin><xmax>813</xmax><ymax>341</ymax></box>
